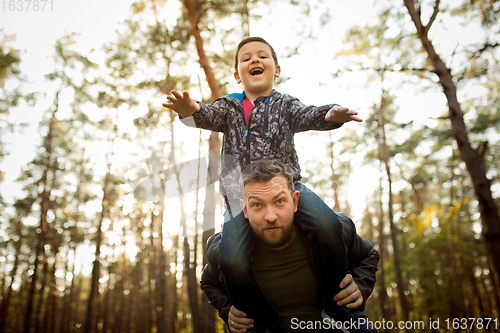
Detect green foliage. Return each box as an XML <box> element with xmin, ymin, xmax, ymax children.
<box><xmin>451</xmin><ymin>0</ymin><xmax>500</xmax><ymax>29</ymax></box>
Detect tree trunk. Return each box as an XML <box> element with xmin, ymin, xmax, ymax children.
<box><xmin>182</xmin><ymin>2</ymin><xmax>222</xmax><ymax>331</ymax></box>
<box><xmin>15</xmin><ymin>271</ymin><xmax>30</xmax><ymax>332</ymax></box>
<box><xmin>171</xmin><ymin>113</ymin><xmax>203</xmax><ymax>332</ymax></box>
<box><xmin>117</xmin><ymin>258</ymin><xmax>130</xmax><ymax>333</ymax></box>
<box><xmin>404</xmin><ymin>0</ymin><xmax>500</xmax><ymax>280</ymax></box>
<box><xmin>132</xmin><ymin>253</ymin><xmax>146</xmax><ymax>333</ymax></box>
<box><xmin>379</xmin><ymin>92</ymin><xmax>410</xmax><ymax>323</ymax></box>
<box><xmin>35</xmin><ymin>251</ymin><xmax>49</xmax><ymax>333</ymax></box>
<box><xmin>59</xmin><ymin>152</ymin><xmax>85</xmax><ymax>333</ymax></box>
<box><xmin>44</xmin><ymin>242</ymin><xmax>60</xmax><ymax>333</ymax></box>
<box><xmin>82</xmin><ymin>156</ymin><xmax>112</xmax><ymax>333</ymax></box>
<box><xmin>59</xmin><ymin>249</ymin><xmax>72</xmax><ymax>333</ymax></box>
<box><xmin>156</xmin><ymin>198</ymin><xmax>168</xmax><ymax>332</ymax></box>
<box><xmin>201</xmin><ymin>154</ymin><xmax>218</xmax><ymax>333</ymax></box>
<box><xmin>168</xmin><ymin>235</ymin><xmax>179</xmax><ymax>332</ymax></box>
<box><xmin>486</xmin><ymin>254</ymin><xmax>500</xmax><ymax>315</ymax></box>
<box><xmin>377</xmin><ymin>177</ymin><xmax>390</xmax><ymax>333</ymax></box>
<box><xmin>240</xmin><ymin>0</ymin><xmax>250</xmax><ymax>37</ymax></box>
<box><xmin>183</xmin><ymin>0</ymin><xmax>222</xmax><ymax>102</ymax></box>
<box><xmin>183</xmin><ymin>231</ymin><xmax>202</xmax><ymax>332</ymax></box>
<box><xmin>23</xmin><ymin>101</ymin><xmax>58</xmax><ymax>333</ymax></box>
<box><xmin>101</xmin><ymin>275</ymin><xmax>112</xmax><ymax>333</ymax></box>
<box><xmin>328</xmin><ymin>133</ymin><xmax>341</xmax><ymax>212</ymax></box>
<box><xmin>0</xmin><ymin>237</ymin><xmax>21</xmax><ymax>333</ymax></box>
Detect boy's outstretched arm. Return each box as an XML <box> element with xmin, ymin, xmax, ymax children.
<box><xmin>325</xmin><ymin>105</ymin><xmax>363</xmax><ymax>123</ymax></box>
<box><xmin>162</xmin><ymin>90</ymin><xmax>200</xmax><ymax>118</ymax></box>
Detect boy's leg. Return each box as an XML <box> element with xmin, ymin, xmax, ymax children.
<box><xmin>293</xmin><ymin>182</ymin><xmax>348</xmax><ymax>302</ymax></box>
<box><xmin>295</xmin><ymin>183</ymin><xmax>377</xmax><ymax>333</ymax></box>
<box><xmin>218</xmin><ymin>209</ymin><xmax>279</xmax><ymax>328</ymax></box>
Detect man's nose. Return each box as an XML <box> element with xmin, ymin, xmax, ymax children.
<box><xmin>264</xmin><ymin>209</ymin><xmax>277</xmax><ymax>223</ymax></box>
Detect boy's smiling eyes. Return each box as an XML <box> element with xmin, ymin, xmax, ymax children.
<box><xmin>240</xmin><ymin>51</ymin><xmax>271</xmax><ymax>63</ymax></box>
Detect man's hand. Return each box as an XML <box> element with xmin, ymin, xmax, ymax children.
<box><xmin>162</xmin><ymin>90</ymin><xmax>200</xmax><ymax>118</ymax></box>
<box><xmin>334</xmin><ymin>274</ymin><xmax>363</xmax><ymax>309</ymax></box>
<box><xmin>228</xmin><ymin>306</ymin><xmax>254</xmax><ymax>333</ymax></box>
<box><xmin>325</xmin><ymin>106</ymin><xmax>363</xmax><ymax>123</ymax></box>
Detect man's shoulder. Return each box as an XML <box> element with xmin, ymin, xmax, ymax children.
<box><xmin>206</xmin><ymin>232</ymin><xmax>222</xmax><ymax>263</ymax></box>
<box><xmin>335</xmin><ymin>212</ymin><xmax>357</xmax><ymax>247</ymax></box>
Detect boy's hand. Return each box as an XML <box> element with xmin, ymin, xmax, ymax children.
<box><xmin>162</xmin><ymin>90</ymin><xmax>200</xmax><ymax>118</ymax></box>
<box><xmin>333</xmin><ymin>274</ymin><xmax>363</xmax><ymax>309</ymax></box>
<box><xmin>228</xmin><ymin>306</ymin><xmax>254</xmax><ymax>333</ymax></box>
<box><xmin>325</xmin><ymin>106</ymin><xmax>363</xmax><ymax>123</ymax></box>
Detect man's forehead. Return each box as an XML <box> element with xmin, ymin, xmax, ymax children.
<box><xmin>244</xmin><ymin>176</ymin><xmax>288</xmax><ymax>197</ymax></box>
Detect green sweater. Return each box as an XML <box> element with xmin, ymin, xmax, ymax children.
<box><xmin>252</xmin><ymin>235</ymin><xmax>327</xmax><ymax>332</ymax></box>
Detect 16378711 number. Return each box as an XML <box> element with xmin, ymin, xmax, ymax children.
<box><xmin>2</xmin><ymin>0</ymin><xmax>53</xmax><ymax>11</ymax></box>
<box><xmin>445</xmin><ymin>318</ymin><xmax>498</xmax><ymax>331</ymax></box>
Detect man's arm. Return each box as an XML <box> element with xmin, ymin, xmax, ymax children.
<box><xmin>334</xmin><ymin>274</ymin><xmax>364</xmax><ymax>309</ymax></box>
<box><xmin>338</xmin><ymin>213</ymin><xmax>380</xmax><ymax>310</ymax></box>
<box><xmin>200</xmin><ymin>233</ymin><xmax>233</xmax><ymax>324</ymax></box>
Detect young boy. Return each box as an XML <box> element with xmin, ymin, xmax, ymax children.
<box><xmin>163</xmin><ymin>37</ymin><xmax>374</xmax><ymax>333</ymax></box>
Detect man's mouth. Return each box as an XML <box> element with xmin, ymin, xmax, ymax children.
<box><xmin>250</xmin><ymin>68</ymin><xmax>264</xmax><ymax>76</ymax></box>
<box><xmin>264</xmin><ymin>225</ymin><xmax>281</xmax><ymax>233</ymax></box>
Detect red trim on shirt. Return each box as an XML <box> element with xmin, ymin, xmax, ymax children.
<box><xmin>242</xmin><ymin>96</ymin><xmax>255</xmax><ymax>125</ymax></box>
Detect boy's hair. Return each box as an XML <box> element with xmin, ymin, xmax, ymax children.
<box><xmin>243</xmin><ymin>159</ymin><xmax>294</xmax><ymax>192</ymax></box>
<box><xmin>234</xmin><ymin>37</ymin><xmax>278</xmax><ymax>72</ymax></box>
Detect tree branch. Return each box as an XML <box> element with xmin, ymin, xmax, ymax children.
<box><xmin>470</xmin><ymin>42</ymin><xmax>500</xmax><ymax>59</ymax></box>
<box><xmin>425</xmin><ymin>0</ymin><xmax>440</xmax><ymax>33</ymax></box>
<box><xmin>333</xmin><ymin>66</ymin><xmax>434</xmax><ymax>75</ymax></box>
<box><xmin>404</xmin><ymin>0</ymin><xmax>425</xmax><ymax>36</ymax></box>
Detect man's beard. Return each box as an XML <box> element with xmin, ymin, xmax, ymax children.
<box><xmin>254</xmin><ymin>222</ymin><xmax>294</xmax><ymax>249</ymax></box>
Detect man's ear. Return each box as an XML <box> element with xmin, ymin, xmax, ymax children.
<box><xmin>275</xmin><ymin>65</ymin><xmax>281</xmax><ymax>79</ymax></box>
<box><xmin>240</xmin><ymin>198</ymin><xmax>249</xmax><ymax>219</ymax></box>
<box><xmin>292</xmin><ymin>190</ymin><xmax>300</xmax><ymax>213</ymax></box>
<box><xmin>234</xmin><ymin>71</ymin><xmax>241</xmax><ymax>84</ymax></box>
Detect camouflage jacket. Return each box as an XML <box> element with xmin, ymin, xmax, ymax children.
<box><xmin>180</xmin><ymin>89</ymin><xmax>342</xmax><ymax>209</ymax></box>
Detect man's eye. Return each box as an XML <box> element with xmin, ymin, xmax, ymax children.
<box><xmin>252</xmin><ymin>203</ymin><xmax>261</xmax><ymax>208</ymax></box>
<box><xmin>276</xmin><ymin>199</ymin><xmax>284</xmax><ymax>204</ymax></box>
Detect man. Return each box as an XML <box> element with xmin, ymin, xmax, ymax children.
<box><xmin>201</xmin><ymin>160</ymin><xmax>379</xmax><ymax>332</ymax></box>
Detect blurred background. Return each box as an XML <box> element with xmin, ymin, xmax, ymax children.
<box><xmin>1</xmin><ymin>0</ymin><xmax>499</xmax><ymax>332</ymax></box>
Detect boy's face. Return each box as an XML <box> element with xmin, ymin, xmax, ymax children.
<box><xmin>234</xmin><ymin>42</ymin><xmax>281</xmax><ymax>100</ymax></box>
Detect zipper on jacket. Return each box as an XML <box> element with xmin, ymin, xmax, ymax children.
<box><xmin>245</xmin><ymin>96</ymin><xmax>269</xmax><ymax>164</ymax></box>
<box><xmin>263</xmin><ymin>97</ymin><xmax>269</xmax><ymax>132</ymax></box>
<box><xmin>245</xmin><ymin>108</ymin><xmax>254</xmax><ymax>164</ymax></box>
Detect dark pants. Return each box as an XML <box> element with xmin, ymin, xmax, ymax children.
<box><xmin>218</xmin><ymin>182</ymin><xmax>348</xmax><ymax>327</ymax></box>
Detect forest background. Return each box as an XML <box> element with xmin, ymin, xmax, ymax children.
<box><xmin>1</xmin><ymin>0</ymin><xmax>500</xmax><ymax>332</ymax></box>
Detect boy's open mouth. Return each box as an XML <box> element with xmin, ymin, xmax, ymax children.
<box><xmin>250</xmin><ymin>68</ymin><xmax>264</xmax><ymax>76</ymax></box>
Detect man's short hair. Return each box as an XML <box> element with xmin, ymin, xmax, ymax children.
<box><xmin>234</xmin><ymin>37</ymin><xmax>279</xmax><ymax>72</ymax></box>
<box><xmin>243</xmin><ymin>160</ymin><xmax>294</xmax><ymax>192</ymax></box>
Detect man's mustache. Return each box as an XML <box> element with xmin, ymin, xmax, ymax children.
<box><xmin>263</xmin><ymin>223</ymin><xmax>284</xmax><ymax>230</ymax></box>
